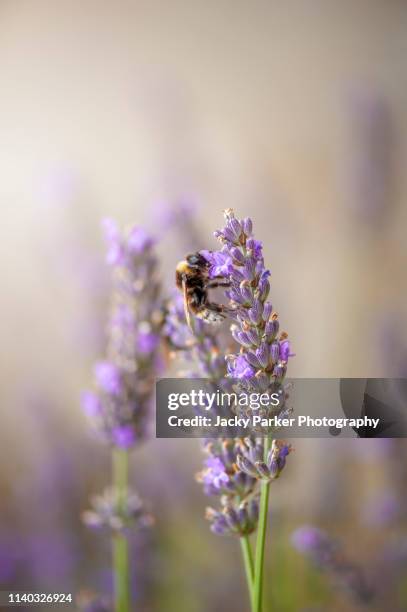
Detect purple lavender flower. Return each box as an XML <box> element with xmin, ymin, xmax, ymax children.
<box><xmin>196</xmin><ymin>440</ymin><xmax>257</xmax><ymax>499</ymax></box>
<box><xmin>237</xmin><ymin>439</ymin><xmax>292</xmax><ymax>482</ymax></box>
<box><xmin>362</xmin><ymin>490</ymin><xmax>400</xmax><ymax>526</ymax></box>
<box><xmin>205</xmin><ymin>500</ymin><xmax>259</xmax><ymax>537</ymax></box>
<box><xmin>196</xmin><ymin>441</ymin><xmax>259</xmax><ymax>536</ymax></box>
<box><xmin>207</xmin><ymin>209</ymin><xmax>293</xmax><ymax>480</ymax></box>
<box><xmin>201</xmin><ymin>457</ymin><xmax>230</xmax><ymax>490</ymax></box>
<box><xmin>291</xmin><ymin>526</ymin><xmax>373</xmax><ymax>604</ymax></box>
<box><xmin>82</xmin><ymin>220</ymin><xmax>163</xmax><ymax>447</ymax></box>
<box><xmin>94</xmin><ymin>362</ymin><xmax>122</xmax><ymax>396</ymax></box>
<box><xmin>163</xmin><ymin>291</ymin><xmax>230</xmax><ymax>385</ymax></box>
<box><xmin>166</xmin><ymin>209</ymin><xmax>293</xmax><ymax>539</ymax></box>
<box><xmin>102</xmin><ymin>218</ymin><xmax>124</xmax><ymax>266</ymax></box>
<box><xmin>82</xmin><ymin>488</ymin><xmax>154</xmax><ymax>534</ymax></box>
<box><xmin>111</xmin><ymin>425</ymin><xmax>136</xmax><ymax>449</ymax></box>
<box><xmin>291</xmin><ymin>526</ymin><xmax>337</xmax><ymax>564</ymax></box>
<box><xmin>127</xmin><ymin>226</ymin><xmax>153</xmax><ymax>254</ymax></box>
<box><xmin>201</xmin><ymin>250</ymin><xmax>234</xmax><ymax>277</ymax></box>
<box><xmin>227</xmin><ymin>354</ymin><xmax>255</xmax><ymax>380</ymax></box>
<box><xmin>81</xmin><ymin>391</ymin><xmax>102</xmax><ymax>417</ymax></box>
<box><xmin>209</xmin><ymin>209</ymin><xmax>293</xmax><ymax>391</ymax></box>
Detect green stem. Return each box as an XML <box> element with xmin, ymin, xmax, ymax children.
<box><xmin>240</xmin><ymin>535</ymin><xmax>255</xmax><ymax>611</ymax></box>
<box><xmin>253</xmin><ymin>437</ymin><xmax>272</xmax><ymax>612</ymax></box>
<box><xmin>112</xmin><ymin>447</ymin><xmax>130</xmax><ymax>612</ymax></box>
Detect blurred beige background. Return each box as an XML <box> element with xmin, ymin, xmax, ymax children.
<box><xmin>0</xmin><ymin>3</ymin><xmax>406</xmax><ymax>609</ymax></box>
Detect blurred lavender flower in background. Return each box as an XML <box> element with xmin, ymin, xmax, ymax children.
<box><xmin>81</xmin><ymin>219</ymin><xmax>163</xmax><ymax>611</ymax></box>
<box><xmin>82</xmin><ymin>219</ymin><xmax>163</xmax><ymax>447</ymax></box>
<box><xmin>163</xmin><ymin>291</ymin><xmax>230</xmax><ymax>384</ymax></box>
<box><xmin>346</xmin><ymin>90</ymin><xmax>396</xmax><ymax>227</ymax></box>
<box><xmin>362</xmin><ymin>490</ymin><xmax>400</xmax><ymax>527</ymax></box>
<box><xmin>82</xmin><ymin>489</ymin><xmax>154</xmax><ymax>534</ymax></box>
<box><xmin>291</xmin><ymin>526</ymin><xmax>373</xmax><ymax>605</ymax></box>
<box><xmin>292</xmin><ymin>526</ymin><xmax>338</xmax><ymax>566</ymax></box>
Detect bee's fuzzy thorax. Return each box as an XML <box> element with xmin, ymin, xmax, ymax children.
<box><xmin>176</xmin><ymin>260</ymin><xmax>189</xmax><ymax>274</ymax></box>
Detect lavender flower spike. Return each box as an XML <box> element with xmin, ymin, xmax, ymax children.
<box><xmin>196</xmin><ymin>439</ymin><xmax>259</xmax><ymax>536</ymax></box>
<box><xmin>205</xmin><ymin>208</ymin><xmax>294</xmax><ymax>391</ymax></box>
<box><xmin>81</xmin><ymin>219</ymin><xmax>161</xmax><ymax>612</ymax></box>
<box><xmin>164</xmin><ymin>293</ymin><xmax>259</xmax><ymax>537</ymax></box>
<box><xmin>201</xmin><ymin>209</ymin><xmax>294</xmax><ymax>611</ymax></box>
<box><xmin>82</xmin><ymin>219</ymin><xmax>163</xmax><ymax>448</ymax></box>
<box><xmin>291</xmin><ymin>526</ymin><xmax>373</xmax><ymax>604</ymax></box>
<box><xmin>204</xmin><ymin>209</ymin><xmax>293</xmax><ymax>478</ymax></box>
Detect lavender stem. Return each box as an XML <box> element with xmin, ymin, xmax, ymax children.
<box><xmin>253</xmin><ymin>437</ymin><xmax>272</xmax><ymax>612</ymax></box>
<box><xmin>240</xmin><ymin>535</ymin><xmax>255</xmax><ymax>610</ymax></box>
<box><xmin>112</xmin><ymin>447</ymin><xmax>130</xmax><ymax>612</ymax></box>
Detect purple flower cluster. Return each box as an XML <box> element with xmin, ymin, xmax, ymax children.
<box><xmin>164</xmin><ymin>209</ymin><xmax>294</xmax><ymax>535</ymax></box>
<box><xmin>236</xmin><ymin>439</ymin><xmax>291</xmax><ymax>482</ymax></box>
<box><xmin>291</xmin><ymin>526</ymin><xmax>338</xmax><ymax>565</ymax></box>
<box><xmin>82</xmin><ymin>220</ymin><xmax>163</xmax><ymax>448</ymax></box>
<box><xmin>82</xmin><ymin>487</ymin><xmax>154</xmax><ymax>534</ymax></box>
<box><xmin>163</xmin><ymin>291</ymin><xmax>229</xmax><ymax>386</ymax></box>
<box><xmin>203</xmin><ymin>208</ymin><xmax>293</xmax><ymax>391</ymax></box>
<box><xmin>164</xmin><ymin>294</ymin><xmax>259</xmax><ymax>536</ymax></box>
<box><xmin>196</xmin><ymin>439</ymin><xmax>259</xmax><ymax>536</ymax></box>
<box><xmin>291</xmin><ymin>526</ymin><xmax>373</xmax><ymax>604</ymax></box>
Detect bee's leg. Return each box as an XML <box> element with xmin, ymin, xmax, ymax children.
<box><xmin>207</xmin><ymin>280</ymin><xmax>231</xmax><ymax>289</ymax></box>
<box><xmin>205</xmin><ymin>301</ymin><xmax>234</xmax><ymax>318</ymax></box>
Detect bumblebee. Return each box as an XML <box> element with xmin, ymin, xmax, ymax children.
<box><xmin>176</xmin><ymin>252</ymin><xmax>230</xmax><ymax>329</ymax></box>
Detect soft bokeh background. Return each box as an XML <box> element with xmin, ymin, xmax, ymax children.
<box><xmin>0</xmin><ymin>1</ymin><xmax>406</xmax><ymax>610</ymax></box>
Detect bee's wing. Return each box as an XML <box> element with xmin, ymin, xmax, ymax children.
<box><xmin>182</xmin><ymin>277</ymin><xmax>193</xmax><ymax>331</ymax></box>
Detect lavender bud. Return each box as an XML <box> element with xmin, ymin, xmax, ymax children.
<box><xmin>242</xmin><ymin>217</ymin><xmax>253</xmax><ymax>235</ymax></box>
<box><xmin>237</xmin><ymin>506</ymin><xmax>248</xmax><ymax>530</ymax></box>
<box><xmin>229</xmin><ymin>267</ymin><xmax>245</xmax><ymax>282</ymax></box>
<box><xmin>228</xmin><ymin>217</ymin><xmax>242</xmax><ymax>240</ymax></box>
<box><xmin>243</xmin><ymin>259</ymin><xmax>256</xmax><ymax>280</ymax></box>
<box><xmin>245</xmin><ymin>327</ymin><xmax>260</xmax><ymax>346</ymax></box>
<box><xmin>236</xmin><ymin>455</ymin><xmax>258</xmax><ymax>478</ymax></box>
<box><xmin>249</xmin><ymin>301</ymin><xmax>263</xmax><ymax>325</ymax></box>
<box><xmin>274</xmin><ymin>362</ymin><xmax>286</xmax><ymax>379</ymax></box>
<box><xmin>258</xmin><ymin>278</ymin><xmax>270</xmax><ymax>301</ymax></box>
<box><xmin>262</xmin><ymin>302</ymin><xmax>273</xmax><ymax>321</ymax></box>
<box><xmin>248</xmin><ymin>498</ymin><xmax>259</xmax><ymax>523</ymax></box>
<box><xmin>256</xmin><ymin>462</ymin><xmax>271</xmax><ymax>479</ymax></box>
<box><xmin>246</xmin><ymin>351</ymin><xmax>262</xmax><ymax>369</ymax></box>
<box><xmin>228</xmin><ymin>289</ymin><xmax>246</xmax><ymax>305</ymax></box>
<box><xmin>279</xmin><ymin>339</ymin><xmax>291</xmax><ymax>362</ymax></box>
<box><xmin>230</xmin><ymin>247</ymin><xmax>245</xmax><ymax>264</ymax></box>
<box><xmin>269</xmin><ymin>459</ymin><xmax>279</xmax><ymax>478</ymax></box>
<box><xmin>223</xmin><ymin>227</ymin><xmax>237</xmax><ymax>243</ymax></box>
<box><xmin>224</xmin><ymin>506</ymin><xmax>240</xmax><ymax>530</ymax></box>
<box><xmin>256</xmin><ymin>344</ymin><xmax>270</xmax><ymax>368</ymax></box>
<box><xmin>237</xmin><ymin>330</ymin><xmax>255</xmax><ymax>348</ymax></box>
<box><xmin>270</xmin><ymin>342</ymin><xmax>280</xmax><ymax>363</ymax></box>
<box><xmin>265</xmin><ymin>319</ymin><xmax>279</xmax><ymax>341</ymax></box>
<box><xmin>239</xmin><ymin>281</ymin><xmax>254</xmax><ymax>304</ymax></box>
